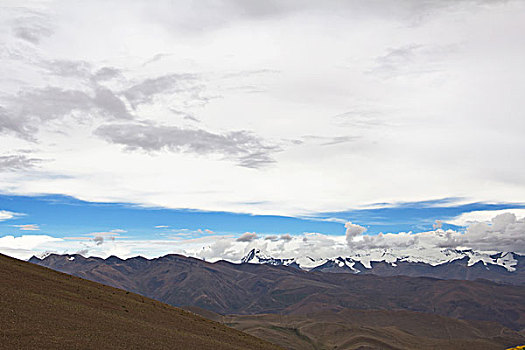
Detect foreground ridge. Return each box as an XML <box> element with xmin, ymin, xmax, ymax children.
<box><xmin>0</xmin><ymin>253</ymin><xmax>281</xmax><ymax>350</ymax></box>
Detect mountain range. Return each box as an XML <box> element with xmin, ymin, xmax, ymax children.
<box><xmin>241</xmin><ymin>248</ymin><xmax>525</xmax><ymax>285</ymax></box>
<box><xmin>30</xmin><ymin>252</ymin><xmax>525</xmax><ymax>332</ymax></box>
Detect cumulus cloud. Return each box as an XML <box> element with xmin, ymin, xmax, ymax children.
<box><xmin>236</xmin><ymin>232</ymin><xmax>258</xmax><ymax>242</ymax></box>
<box><xmin>95</xmin><ymin>122</ymin><xmax>279</xmax><ymax>168</ymax></box>
<box><xmin>343</xmin><ymin>213</ymin><xmax>525</xmax><ymax>253</ymax></box>
<box><xmin>199</xmin><ymin>237</ymin><xmax>237</xmax><ymax>261</ymax></box>
<box><xmin>461</xmin><ymin>213</ymin><xmax>525</xmax><ymax>252</ymax></box>
<box><xmin>345</xmin><ymin>222</ymin><xmax>367</xmax><ymax>244</ymax></box>
<box><xmin>448</xmin><ymin>209</ymin><xmax>525</xmax><ymax>226</ymax></box>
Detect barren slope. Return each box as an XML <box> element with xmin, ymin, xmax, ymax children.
<box><xmin>185</xmin><ymin>307</ymin><xmax>525</xmax><ymax>350</ymax></box>
<box><xmin>0</xmin><ymin>254</ymin><xmax>281</xmax><ymax>350</ymax></box>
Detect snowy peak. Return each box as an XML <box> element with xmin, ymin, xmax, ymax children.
<box><xmin>240</xmin><ymin>248</ymin><xmax>524</xmax><ymax>284</ymax></box>
<box><xmin>241</xmin><ymin>249</ymin><xmax>300</xmax><ymax>268</ymax></box>
<box><xmin>241</xmin><ymin>248</ymin><xmax>259</xmax><ymax>263</ymax></box>
<box><xmin>311</xmin><ymin>257</ymin><xmax>361</xmax><ymax>274</ymax></box>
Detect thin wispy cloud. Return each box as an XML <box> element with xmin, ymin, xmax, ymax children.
<box><xmin>0</xmin><ymin>155</ymin><xmax>42</xmax><ymax>172</ymax></box>
<box><xmin>0</xmin><ymin>210</ymin><xmax>23</xmax><ymax>222</ymax></box>
<box><xmin>95</xmin><ymin>122</ymin><xmax>280</xmax><ymax>168</ymax></box>
<box><xmin>12</xmin><ymin>224</ymin><xmax>40</xmax><ymax>231</ymax></box>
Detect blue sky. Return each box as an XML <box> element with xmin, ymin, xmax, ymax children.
<box><xmin>2</xmin><ymin>194</ymin><xmax>524</xmax><ymax>240</ymax></box>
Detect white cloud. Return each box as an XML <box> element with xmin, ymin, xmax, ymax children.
<box><xmin>461</xmin><ymin>213</ymin><xmax>525</xmax><ymax>252</ymax></box>
<box><xmin>345</xmin><ymin>222</ymin><xmax>367</xmax><ymax>245</ymax></box>
<box><xmin>1</xmin><ymin>212</ymin><xmax>524</xmax><ymax>262</ymax></box>
<box><xmin>0</xmin><ymin>235</ymin><xmax>63</xmax><ymax>259</ymax></box>
<box><xmin>0</xmin><ymin>210</ymin><xmax>22</xmax><ymax>221</ymax></box>
<box><xmin>448</xmin><ymin>209</ymin><xmax>525</xmax><ymax>226</ymax></box>
<box><xmin>0</xmin><ymin>155</ymin><xmax>42</xmax><ymax>171</ymax></box>
<box><xmin>0</xmin><ymin>1</ymin><xmax>524</xmax><ymax>216</ymax></box>
<box><xmin>12</xmin><ymin>224</ymin><xmax>40</xmax><ymax>231</ymax></box>
<box><xmin>343</xmin><ymin>213</ymin><xmax>525</xmax><ymax>254</ymax></box>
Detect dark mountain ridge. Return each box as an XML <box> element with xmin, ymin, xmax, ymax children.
<box><xmin>30</xmin><ymin>253</ymin><xmax>525</xmax><ymax>332</ymax></box>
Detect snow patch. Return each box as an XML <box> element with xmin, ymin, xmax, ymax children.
<box><xmin>241</xmin><ymin>247</ymin><xmax>521</xmax><ymax>272</ymax></box>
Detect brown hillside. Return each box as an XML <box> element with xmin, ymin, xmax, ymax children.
<box><xmin>185</xmin><ymin>306</ymin><xmax>525</xmax><ymax>350</ymax></box>
<box><xmin>0</xmin><ymin>254</ymin><xmax>282</xmax><ymax>350</ymax></box>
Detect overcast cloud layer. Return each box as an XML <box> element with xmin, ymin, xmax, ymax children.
<box><xmin>1</xmin><ymin>0</ymin><xmax>525</xmax><ymax>216</ymax></box>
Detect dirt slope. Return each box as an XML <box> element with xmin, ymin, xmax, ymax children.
<box><xmin>185</xmin><ymin>306</ymin><xmax>525</xmax><ymax>350</ymax></box>
<box><xmin>0</xmin><ymin>254</ymin><xmax>282</xmax><ymax>350</ymax></box>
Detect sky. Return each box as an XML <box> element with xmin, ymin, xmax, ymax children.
<box><xmin>1</xmin><ymin>0</ymin><xmax>524</xmax><ymax>260</ymax></box>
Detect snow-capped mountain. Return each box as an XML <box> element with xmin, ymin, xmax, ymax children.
<box><xmin>240</xmin><ymin>248</ymin><xmax>300</xmax><ymax>268</ymax></box>
<box><xmin>241</xmin><ymin>248</ymin><xmax>525</xmax><ymax>285</ymax></box>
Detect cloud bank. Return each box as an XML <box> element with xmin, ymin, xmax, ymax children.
<box><xmin>1</xmin><ymin>213</ymin><xmax>523</xmax><ymax>261</ymax></box>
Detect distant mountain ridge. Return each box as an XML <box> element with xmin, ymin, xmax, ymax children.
<box><xmin>29</xmin><ymin>252</ymin><xmax>525</xmax><ymax>331</ymax></box>
<box><xmin>241</xmin><ymin>248</ymin><xmax>525</xmax><ymax>285</ymax></box>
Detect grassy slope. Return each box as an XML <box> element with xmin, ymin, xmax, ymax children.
<box><xmin>0</xmin><ymin>254</ymin><xmax>282</xmax><ymax>350</ymax></box>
